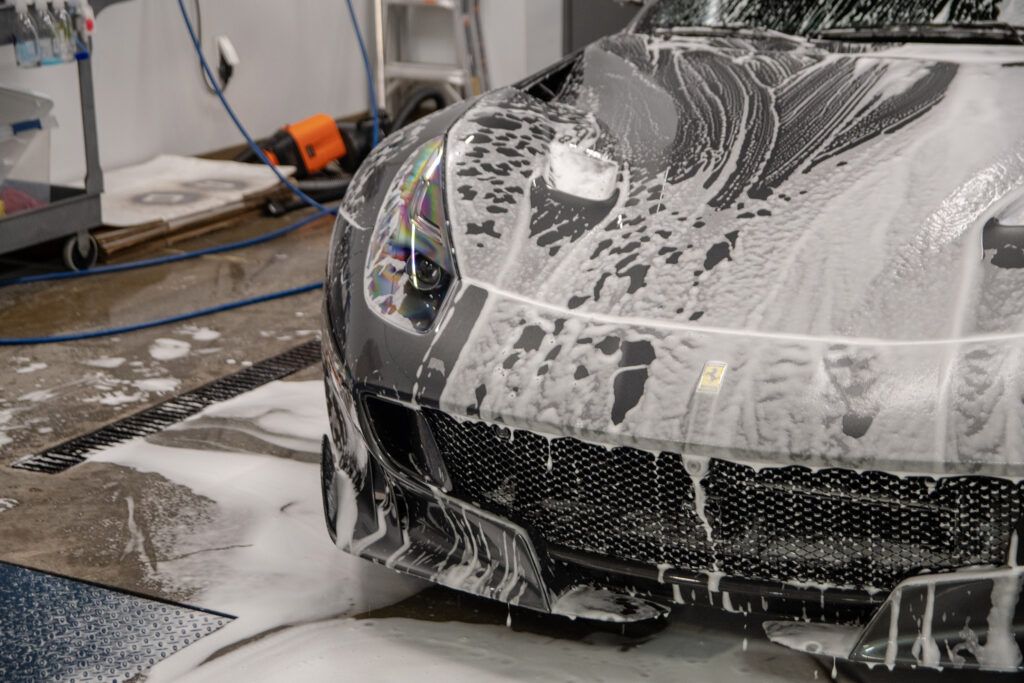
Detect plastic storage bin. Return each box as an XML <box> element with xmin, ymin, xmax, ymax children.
<box><xmin>0</xmin><ymin>85</ymin><xmax>57</xmax><ymax>218</ymax></box>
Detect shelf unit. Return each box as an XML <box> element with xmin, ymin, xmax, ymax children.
<box><xmin>373</xmin><ymin>0</ymin><xmax>489</xmax><ymax>114</ymax></box>
<box><xmin>0</xmin><ymin>0</ymin><xmax>128</xmax><ymax>268</ymax></box>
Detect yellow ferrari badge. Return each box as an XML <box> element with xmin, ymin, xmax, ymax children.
<box><xmin>697</xmin><ymin>361</ymin><xmax>728</xmax><ymax>395</ymax></box>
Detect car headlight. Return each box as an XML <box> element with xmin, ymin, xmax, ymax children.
<box><xmin>364</xmin><ymin>137</ymin><xmax>457</xmax><ymax>333</ymax></box>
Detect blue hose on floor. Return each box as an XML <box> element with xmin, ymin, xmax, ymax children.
<box><xmin>0</xmin><ymin>210</ymin><xmax>331</xmax><ymax>288</ymax></box>
<box><xmin>0</xmin><ymin>283</ymin><xmax>323</xmax><ymax>346</ymax></box>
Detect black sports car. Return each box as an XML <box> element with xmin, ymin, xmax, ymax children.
<box><xmin>321</xmin><ymin>0</ymin><xmax>1024</xmax><ymax>673</ymax></box>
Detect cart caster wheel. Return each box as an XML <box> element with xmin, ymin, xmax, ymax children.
<box><xmin>62</xmin><ymin>233</ymin><xmax>99</xmax><ymax>271</ymax></box>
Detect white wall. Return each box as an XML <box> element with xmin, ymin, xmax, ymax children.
<box><xmin>405</xmin><ymin>0</ymin><xmax>562</xmax><ymax>88</ymax></box>
<box><xmin>523</xmin><ymin>0</ymin><xmax>563</xmax><ymax>74</ymax></box>
<box><xmin>0</xmin><ymin>0</ymin><xmax>562</xmax><ymax>185</ymax></box>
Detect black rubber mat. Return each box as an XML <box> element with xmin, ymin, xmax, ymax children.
<box><xmin>0</xmin><ymin>561</ymin><xmax>232</xmax><ymax>682</ymax></box>
<box><xmin>12</xmin><ymin>340</ymin><xmax>322</xmax><ymax>474</ymax></box>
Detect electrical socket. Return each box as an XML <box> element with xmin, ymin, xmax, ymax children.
<box><xmin>216</xmin><ymin>35</ymin><xmax>238</xmax><ymax>87</ymax></box>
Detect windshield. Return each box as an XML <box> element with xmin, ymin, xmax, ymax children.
<box><xmin>636</xmin><ymin>0</ymin><xmax>1024</xmax><ymax>36</ymax></box>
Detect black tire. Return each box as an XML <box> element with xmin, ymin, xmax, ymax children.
<box><xmin>62</xmin><ymin>233</ymin><xmax>99</xmax><ymax>271</ymax></box>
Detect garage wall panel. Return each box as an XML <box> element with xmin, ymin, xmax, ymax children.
<box><xmin>0</xmin><ymin>0</ymin><xmax>561</xmax><ymax>185</ymax></box>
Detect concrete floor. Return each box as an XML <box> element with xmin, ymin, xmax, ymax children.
<box><xmin>0</xmin><ymin>208</ymin><xmax>332</xmax><ymax>463</ymax></box>
<box><xmin>0</xmin><ymin>208</ymin><xmax>330</xmax><ymax>589</ymax></box>
<box><xmin>0</xmin><ymin>209</ymin><xmax>1013</xmax><ymax>681</ymax></box>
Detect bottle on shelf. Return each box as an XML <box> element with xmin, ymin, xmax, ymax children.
<box><xmin>32</xmin><ymin>0</ymin><xmax>61</xmax><ymax>65</ymax></box>
<box><xmin>12</xmin><ymin>0</ymin><xmax>42</xmax><ymax>68</ymax></box>
<box><xmin>51</xmin><ymin>0</ymin><xmax>76</xmax><ymax>61</ymax></box>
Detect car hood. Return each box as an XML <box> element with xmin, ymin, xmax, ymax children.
<box><xmin>444</xmin><ymin>34</ymin><xmax>1024</xmax><ymax>342</ymax></box>
<box><xmin>424</xmin><ymin>35</ymin><xmax>1024</xmax><ymax>476</ymax></box>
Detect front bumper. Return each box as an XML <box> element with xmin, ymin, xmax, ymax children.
<box><xmin>321</xmin><ymin>325</ymin><xmax>1024</xmax><ymax>671</ymax></box>
<box><xmin>319</xmin><ymin>325</ymin><xmax>662</xmax><ymax>619</ymax></box>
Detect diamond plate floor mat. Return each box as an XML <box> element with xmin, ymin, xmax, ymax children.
<box><xmin>0</xmin><ymin>561</ymin><xmax>232</xmax><ymax>682</ymax></box>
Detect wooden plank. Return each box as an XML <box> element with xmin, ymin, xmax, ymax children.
<box><xmin>94</xmin><ymin>185</ymin><xmax>290</xmax><ymax>257</ymax></box>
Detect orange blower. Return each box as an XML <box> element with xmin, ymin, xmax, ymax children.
<box><xmin>237</xmin><ymin>113</ymin><xmax>386</xmax><ymax>215</ymax></box>
<box><xmin>238</xmin><ymin>113</ymin><xmax>382</xmax><ymax>178</ymax></box>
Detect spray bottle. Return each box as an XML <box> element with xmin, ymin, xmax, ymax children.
<box><xmin>32</xmin><ymin>0</ymin><xmax>60</xmax><ymax>65</ymax></box>
<box><xmin>67</xmin><ymin>0</ymin><xmax>95</xmax><ymax>43</ymax></box>
<box><xmin>50</xmin><ymin>0</ymin><xmax>76</xmax><ymax>62</ymax></box>
<box><xmin>12</xmin><ymin>0</ymin><xmax>41</xmax><ymax>67</ymax></box>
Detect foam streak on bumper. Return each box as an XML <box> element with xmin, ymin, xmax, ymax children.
<box><xmin>766</xmin><ymin>566</ymin><xmax>1024</xmax><ymax>673</ymax></box>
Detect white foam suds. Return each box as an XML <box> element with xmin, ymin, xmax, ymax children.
<box><xmin>15</xmin><ymin>362</ymin><xmax>46</xmax><ymax>374</ymax></box>
<box><xmin>177</xmin><ymin>326</ymin><xmax>222</xmax><ymax>342</ymax></box>
<box><xmin>545</xmin><ymin>142</ymin><xmax>619</xmax><ymax>202</ymax></box>
<box><xmin>193</xmin><ymin>381</ymin><xmax>327</xmax><ymax>452</ymax></box>
<box><xmin>81</xmin><ymin>357</ymin><xmax>127</xmax><ymax>369</ymax></box>
<box><xmin>691</xmin><ymin>474</ymin><xmax>714</xmax><ymax>544</ymax></box>
<box><xmin>149</xmin><ymin>338</ymin><xmax>191</xmax><ymax>361</ymax></box>
<box><xmin>85</xmin><ymin>391</ymin><xmax>146</xmax><ymax>407</ymax></box>
<box><xmin>977</xmin><ymin>575</ymin><xmax>1024</xmax><ymax>670</ymax></box>
<box><xmin>932</xmin><ymin>0</ymin><xmax>953</xmax><ymax>23</ymax></box>
<box><xmin>121</xmin><ymin>496</ymin><xmax>153</xmax><ymax>569</ymax></box>
<box><xmin>133</xmin><ymin>378</ymin><xmax>181</xmax><ymax>394</ymax></box>
<box><xmin>0</xmin><ymin>409</ymin><xmax>13</xmax><ymax>448</ymax></box>
<box><xmin>18</xmin><ymin>389</ymin><xmax>56</xmax><ymax>403</ymax></box>
<box><xmin>1002</xmin><ymin>0</ymin><xmax>1024</xmax><ymax>23</ymax></box>
<box><xmin>950</xmin><ymin>575</ymin><xmax>1024</xmax><ymax>671</ymax></box>
<box><xmin>763</xmin><ymin>621</ymin><xmax>861</xmax><ymax>659</ymax></box>
<box><xmin>912</xmin><ymin>583</ymin><xmax>941</xmax><ymax>668</ymax></box>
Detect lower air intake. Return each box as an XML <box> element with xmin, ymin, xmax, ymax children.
<box><xmin>417</xmin><ymin>409</ymin><xmax>1023</xmax><ymax>593</ymax></box>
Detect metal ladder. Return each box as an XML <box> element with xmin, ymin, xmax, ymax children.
<box><xmin>372</xmin><ymin>0</ymin><xmax>489</xmax><ymax>114</ymax></box>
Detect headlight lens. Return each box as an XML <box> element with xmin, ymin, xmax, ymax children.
<box><xmin>365</xmin><ymin>137</ymin><xmax>456</xmax><ymax>333</ymax></box>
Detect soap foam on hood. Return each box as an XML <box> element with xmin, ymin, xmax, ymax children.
<box><xmin>446</xmin><ymin>35</ymin><xmax>1024</xmax><ymax>340</ymax></box>
<box><xmin>428</xmin><ymin>35</ymin><xmax>1024</xmax><ymax>475</ymax></box>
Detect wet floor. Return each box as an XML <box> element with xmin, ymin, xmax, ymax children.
<box><xmin>0</xmin><ymin>208</ymin><xmax>332</xmax><ymax>463</ymax></box>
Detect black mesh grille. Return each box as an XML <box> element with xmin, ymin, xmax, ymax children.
<box><xmin>419</xmin><ymin>409</ymin><xmax>1023</xmax><ymax>592</ymax></box>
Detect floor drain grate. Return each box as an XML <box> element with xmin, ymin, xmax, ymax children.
<box><xmin>12</xmin><ymin>340</ymin><xmax>322</xmax><ymax>474</ymax></box>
